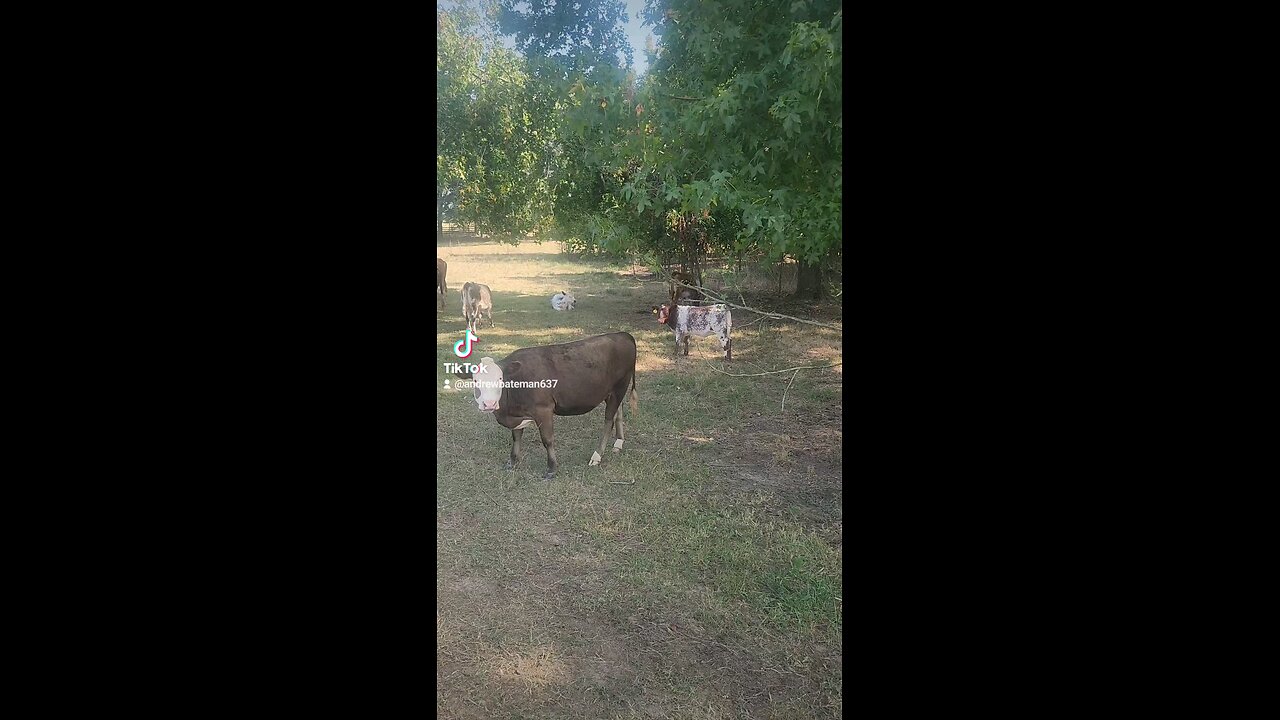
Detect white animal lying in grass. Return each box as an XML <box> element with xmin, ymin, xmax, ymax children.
<box><xmin>551</xmin><ymin>291</ymin><xmax>576</xmax><ymax>311</ymax></box>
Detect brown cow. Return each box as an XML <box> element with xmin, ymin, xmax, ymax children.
<box><xmin>669</xmin><ymin>271</ymin><xmax>704</xmax><ymax>305</ymax></box>
<box><xmin>457</xmin><ymin>332</ymin><xmax>639</xmax><ymax>480</ymax></box>
<box><xmin>436</xmin><ymin>258</ymin><xmax>448</xmax><ymax>309</ymax></box>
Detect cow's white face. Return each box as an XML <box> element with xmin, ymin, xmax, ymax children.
<box><xmin>473</xmin><ymin>357</ymin><xmax>503</xmax><ymax>412</ymax></box>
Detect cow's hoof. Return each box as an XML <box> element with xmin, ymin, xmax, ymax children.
<box><xmin>613</xmin><ymin>439</ymin><xmax>624</xmax><ymax>453</ymax></box>
<box><xmin>543</xmin><ymin>471</ymin><xmax>555</xmax><ymax>481</ymax></box>
<box><xmin>504</xmin><ymin>461</ymin><xmax>516</xmax><ymax>470</ymax></box>
<box><xmin>589</xmin><ymin>451</ymin><xmax>602</xmax><ymax>466</ymax></box>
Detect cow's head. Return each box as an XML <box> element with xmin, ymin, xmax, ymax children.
<box><xmin>656</xmin><ymin>303</ymin><xmax>673</xmax><ymax>324</ymax></box>
<box><xmin>473</xmin><ymin>356</ymin><xmax>504</xmax><ymax>412</ymax></box>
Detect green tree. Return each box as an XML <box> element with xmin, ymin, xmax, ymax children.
<box><xmin>495</xmin><ymin>0</ymin><xmax>634</xmax><ymax>83</ymax></box>
<box><xmin>492</xmin><ymin>0</ymin><xmax>656</xmax><ymax>259</ymax></box>
<box><xmin>437</xmin><ymin>7</ymin><xmax>560</xmax><ymax>241</ymax></box>
<box><xmin>634</xmin><ymin>0</ymin><xmax>842</xmax><ymax>298</ymax></box>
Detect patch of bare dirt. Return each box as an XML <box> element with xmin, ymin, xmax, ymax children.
<box><xmin>695</xmin><ymin>414</ymin><xmax>843</xmax><ymax>540</ymax></box>
<box><xmin>490</xmin><ymin>645</ymin><xmax>568</xmax><ymax>687</ymax></box>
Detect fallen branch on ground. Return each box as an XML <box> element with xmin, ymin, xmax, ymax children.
<box><xmin>643</xmin><ymin>262</ymin><xmax>843</xmax><ymax>333</ymax></box>
<box><xmin>705</xmin><ymin>361</ymin><xmax>842</xmax><ymax>377</ymax></box>
<box><xmin>781</xmin><ymin>368</ymin><xmax>801</xmax><ymax>412</ymax></box>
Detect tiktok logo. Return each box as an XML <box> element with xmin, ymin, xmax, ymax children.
<box><xmin>453</xmin><ymin>329</ymin><xmax>479</xmax><ymax>358</ymax></box>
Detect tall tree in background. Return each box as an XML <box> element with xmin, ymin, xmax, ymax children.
<box><xmin>637</xmin><ymin>0</ymin><xmax>842</xmax><ymax>298</ymax></box>
<box><xmin>495</xmin><ymin>0</ymin><xmax>634</xmax><ymax>83</ymax></box>
<box><xmin>493</xmin><ymin>0</ymin><xmax>647</xmax><ymax>257</ymax></box>
<box><xmin>437</xmin><ymin>0</ymin><xmax>842</xmax><ymax>300</ymax></box>
<box><xmin>437</xmin><ymin>8</ymin><xmax>483</xmax><ymax>242</ymax></box>
<box><xmin>438</xmin><ymin>6</ymin><xmax>559</xmax><ymax>240</ymax></box>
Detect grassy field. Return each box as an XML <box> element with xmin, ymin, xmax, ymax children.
<box><xmin>436</xmin><ymin>229</ymin><xmax>843</xmax><ymax>719</ymax></box>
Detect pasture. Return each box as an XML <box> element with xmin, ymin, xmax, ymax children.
<box><xmin>436</xmin><ymin>229</ymin><xmax>843</xmax><ymax>719</ymax></box>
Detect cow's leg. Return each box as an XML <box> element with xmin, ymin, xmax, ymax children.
<box><xmin>488</xmin><ymin>307</ymin><xmax>495</xmax><ymax>328</ymax></box>
<box><xmin>611</xmin><ymin>405</ymin><xmax>625</xmax><ymax>452</ymax></box>
<box><xmin>611</xmin><ymin>377</ymin><xmax>629</xmax><ymax>453</ymax></box>
<box><xmin>505</xmin><ymin>428</ymin><xmax>524</xmax><ymax>470</ymax></box>
<box><xmin>722</xmin><ymin>333</ymin><xmax>732</xmax><ymax>361</ymax></box>
<box><xmin>594</xmin><ymin>393</ymin><xmax>621</xmax><ymax>464</ymax></box>
<box><xmin>537</xmin><ymin>414</ymin><xmax>558</xmax><ymax>480</ymax></box>
<box><xmin>683</xmin><ymin>335</ymin><xmax>691</xmax><ymax>356</ymax></box>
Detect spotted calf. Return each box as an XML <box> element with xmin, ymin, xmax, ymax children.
<box><xmin>461</xmin><ymin>282</ymin><xmax>494</xmax><ymax>333</ymax></box>
<box><xmin>655</xmin><ymin>301</ymin><xmax>732</xmax><ymax>360</ymax></box>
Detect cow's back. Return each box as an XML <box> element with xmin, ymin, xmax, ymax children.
<box><xmin>463</xmin><ymin>283</ymin><xmax>491</xmax><ymax>305</ymax></box>
<box><xmin>503</xmin><ymin>333</ymin><xmax>636</xmax><ymax>416</ymax></box>
<box><xmin>677</xmin><ymin>305</ymin><xmax>720</xmax><ymax>334</ymax></box>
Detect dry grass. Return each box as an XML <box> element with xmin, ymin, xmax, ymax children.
<box><xmin>490</xmin><ymin>645</ymin><xmax>568</xmax><ymax>688</ymax></box>
<box><xmin>437</xmin><ymin>230</ymin><xmax>842</xmax><ymax>720</ymax></box>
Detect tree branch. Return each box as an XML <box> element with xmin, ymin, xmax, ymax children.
<box><xmin>781</xmin><ymin>368</ymin><xmax>801</xmax><ymax>412</ymax></box>
<box><xmin>647</xmin><ymin>263</ymin><xmax>843</xmax><ymax>333</ymax></box>
<box><xmin>705</xmin><ymin>362</ymin><xmax>842</xmax><ymax>377</ymax></box>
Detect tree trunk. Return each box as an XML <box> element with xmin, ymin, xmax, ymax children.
<box><xmin>796</xmin><ymin>259</ymin><xmax>823</xmax><ymax>300</ymax></box>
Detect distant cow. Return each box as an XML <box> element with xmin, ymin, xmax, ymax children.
<box><xmin>670</xmin><ymin>271</ymin><xmax>704</xmax><ymax>305</ymax></box>
<box><xmin>461</xmin><ymin>282</ymin><xmax>494</xmax><ymax>333</ymax></box>
<box><xmin>655</xmin><ymin>302</ymin><xmax>732</xmax><ymax>360</ymax></box>
<box><xmin>551</xmin><ymin>291</ymin><xmax>576</xmax><ymax>311</ymax></box>
<box><xmin>436</xmin><ymin>258</ymin><xmax>448</xmax><ymax>309</ymax></box>
<box><xmin>457</xmin><ymin>332</ymin><xmax>639</xmax><ymax>479</ymax></box>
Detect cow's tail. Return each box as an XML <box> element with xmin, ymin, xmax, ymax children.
<box><xmin>629</xmin><ymin>372</ymin><xmax>638</xmax><ymax>412</ymax></box>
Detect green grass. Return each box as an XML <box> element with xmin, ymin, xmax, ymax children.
<box><xmin>437</xmin><ymin>231</ymin><xmax>842</xmax><ymax>720</ymax></box>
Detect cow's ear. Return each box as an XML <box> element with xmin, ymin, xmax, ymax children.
<box><xmin>505</xmin><ymin>360</ymin><xmax>521</xmax><ymax>375</ymax></box>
